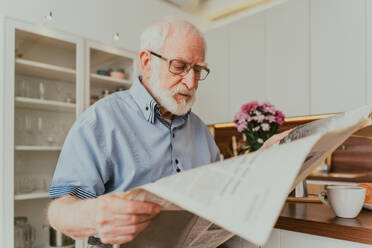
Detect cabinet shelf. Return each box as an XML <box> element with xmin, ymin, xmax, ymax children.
<box><xmin>90</xmin><ymin>73</ymin><xmax>131</xmax><ymax>88</ymax></box>
<box><xmin>15</xmin><ymin>97</ymin><xmax>75</xmax><ymax>112</ymax></box>
<box><xmin>14</xmin><ymin>192</ymin><xmax>49</xmax><ymax>200</ymax></box>
<box><xmin>15</xmin><ymin>146</ymin><xmax>62</xmax><ymax>151</ymax></box>
<box><xmin>15</xmin><ymin>58</ymin><xmax>76</xmax><ymax>83</ymax></box>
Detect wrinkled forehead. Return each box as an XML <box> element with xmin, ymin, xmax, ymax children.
<box><xmin>162</xmin><ymin>29</ymin><xmax>206</xmax><ymax>64</ymax></box>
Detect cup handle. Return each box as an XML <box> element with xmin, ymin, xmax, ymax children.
<box><xmin>318</xmin><ymin>190</ymin><xmax>331</xmax><ymax>208</ymax></box>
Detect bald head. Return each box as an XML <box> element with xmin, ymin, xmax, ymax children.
<box><xmin>140</xmin><ymin>18</ymin><xmax>206</xmax><ymax>54</ymax></box>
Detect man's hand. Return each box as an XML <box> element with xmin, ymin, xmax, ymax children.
<box><xmin>93</xmin><ymin>192</ymin><xmax>161</xmax><ymax>245</ymax></box>
<box><xmin>260</xmin><ymin>129</ymin><xmax>293</xmax><ymax>150</ymax></box>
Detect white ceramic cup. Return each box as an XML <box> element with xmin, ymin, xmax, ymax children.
<box><xmin>318</xmin><ymin>185</ymin><xmax>366</xmax><ymax>218</ymax></box>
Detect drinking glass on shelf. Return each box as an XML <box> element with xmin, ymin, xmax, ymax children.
<box><xmin>39</xmin><ymin>81</ymin><xmax>45</xmax><ymax>100</ymax></box>
<box><xmin>15</xmin><ymin>175</ymin><xmax>36</xmax><ymax>194</ymax></box>
<box><xmin>43</xmin><ymin>175</ymin><xmax>52</xmax><ymax>192</ymax></box>
<box><xmin>37</xmin><ymin>116</ymin><xmax>44</xmax><ymax>145</ymax></box>
<box><xmin>14</xmin><ymin>216</ymin><xmax>36</xmax><ymax>248</ymax></box>
<box><xmin>18</xmin><ymin>79</ymin><xmax>28</xmax><ymax>98</ymax></box>
<box><xmin>47</xmin><ymin>136</ymin><xmax>56</xmax><ymax>146</ymax></box>
<box><xmin>24</xmin><ymin>114</ymin><xmax>35</xmax><ymax>146</ymax></box>
<box><xmin>25</xmin><ymin>114</ymin><xmax>32</xmax><ymax>133</ymax></box>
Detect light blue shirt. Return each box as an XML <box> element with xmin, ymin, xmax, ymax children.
<box><xmin>50</xmin><ymin>77</ymin><xmax>220</xmax><ymax>199</ymax></box>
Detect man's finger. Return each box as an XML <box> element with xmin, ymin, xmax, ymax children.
<box><xmin>103</xmin><ymin>220</ymin><xmax>152</xmax><ymax>239</ymax></box>
<box><xmin>101</xmin><ymin>197</ymin><xmax>161</xmax><ymax>215</ymax></box>
<box><xmin>110</xmin><ymin>214</ymin><xmax>156</xmax><ymax>225</ymax></box>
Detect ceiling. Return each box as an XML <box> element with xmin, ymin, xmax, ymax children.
<box><xmin>162</xmin><ymin>0</ymin><xmax>288</xmax><ymax>29</ymax></box>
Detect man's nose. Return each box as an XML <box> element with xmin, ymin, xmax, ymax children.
<box><xmin>183</xmin><ymin>68</ymin><xmax>198</xmax><ymax>90</ymax></box>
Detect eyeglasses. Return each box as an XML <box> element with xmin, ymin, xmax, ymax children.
<box><xmin>149</xmin><ymin>51</ymin><xmax>210</xmax><ymax>81</ymax></box>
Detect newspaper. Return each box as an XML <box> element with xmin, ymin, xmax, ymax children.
<box><xmin>120</xmin><ymin>105</ymin><xmax>372</xmax><ymax>247</ymax></box>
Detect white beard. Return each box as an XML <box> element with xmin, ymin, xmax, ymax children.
<box><xmin>148</xmin><ymin>63</ymin><xmax>196</xmax><ymax>116</ymax></box>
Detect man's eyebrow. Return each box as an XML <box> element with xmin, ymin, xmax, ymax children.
<box><xmin>174</xmin><ymin>57</ymin><xmax>208</xmax><ymax>67</ymax></box>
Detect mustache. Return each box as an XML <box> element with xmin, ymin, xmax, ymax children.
<box><xmin>170</xmin><ymin>84</ymin><xmax>196</xmax><ymax>96</ymax></box>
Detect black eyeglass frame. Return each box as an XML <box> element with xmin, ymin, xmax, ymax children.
<box><xmin>148</xmin><ymin>50</ymin><xmax>210</xmax><ymax>81</ymax></box>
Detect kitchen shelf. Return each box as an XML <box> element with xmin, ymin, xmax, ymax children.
<box><xmin>15</xmin><ymin>97</ymin><xmax>75</xmax><ymax>112</ymax></box>
<box><xmin>15</xmin><ymin>146</ymin><xmax>62</xmax><ymax>151</ymax></box>
<box><xmin>14</xmin><ymin>192</ymin><xmax>49</xmax><ymax>200</ymax></box>
<box><xmin>15</xmin><ymin>58</ymin><xmax>76</xmax><ymax>83</ymax></box>
<box><xmin>90</xmin><ymin>73</ymin><xmax>131</xmax><ymax>88</ymax></box>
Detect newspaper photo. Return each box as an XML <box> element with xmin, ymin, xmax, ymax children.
<box><xmin>121</xmin><ymin>105</ymin><xmax>372</xmax><ymax>247</ymax></box>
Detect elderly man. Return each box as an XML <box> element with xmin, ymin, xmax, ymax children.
<box><xmin>47</xmin><ymin>18</ymin><xmax>288</xmax><ymax>247</ymax></box>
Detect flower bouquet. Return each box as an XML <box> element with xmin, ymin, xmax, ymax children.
<box><xmin>233</xmin><ymin>101</ymin><xmax>285</xmax><ymax>152</ymax></box>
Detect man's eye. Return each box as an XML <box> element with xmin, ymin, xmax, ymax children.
<box><xmin>172</xmin><ymin>62</ymin><xmax>186</xmax><ymax>69</ymax></box>
<box><xmin>193</xmin><ymin>67</ymin><xmax>202</xmax><ymax>73</ymax></box>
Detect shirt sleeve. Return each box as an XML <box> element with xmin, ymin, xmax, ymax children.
<box><xmin>207</xmin><ymin>127</ymin><xmax>221</xmax><ymax>163</ymax></box>
<box><xmin>50</xmin><ymin>114</ymin><xmax>112</xmax><ymax>199</ymax></box>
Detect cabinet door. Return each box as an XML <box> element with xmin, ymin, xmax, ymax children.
<box><xmin>265</xmin><ymin>0</ymin><xmax>310</xmax><ymax>117</ymax></box>
<box><xmin>280</xmin><ymin>229</ymin><xmax>371</xmax><ymax>248</ymax></box>
<box><xmin>229</xmin><ymin>14</ymin><xmax>266</xmax><ymax>120</ymax></box>
<box><xmin>310</xmin><ymin>0</ymin><xmax>366</xmax><ymax>114</ymax></box>
<box><xmin>193</xmin><ymin>25</ymin><xmax>230</xmax><ymax>124</ymax></box>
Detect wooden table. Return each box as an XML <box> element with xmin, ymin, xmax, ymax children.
<box><xmin>275</xmin><ymin>202</ymin><xmax>372</xmax><ymax>244</ymax></box>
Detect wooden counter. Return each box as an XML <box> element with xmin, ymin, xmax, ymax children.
<box><xmin>275</xmin><ymin>202</ymin><xmax>372</xmax><ymax>244</ymax></box>
<box><xmin>307</xmin><ymin>173</ymin><xmax>372</xmax><ymax>183</ymax></box>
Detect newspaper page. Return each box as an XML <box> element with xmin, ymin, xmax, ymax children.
<box><xmin>280</xmin><ymin>105</ymin><xmax>372</xmax><ymax>188</ymax></box>
<box><xmin>122</xmin><ymin>105</ymin><xmax>372</xmax><ymax>247</ymax></box>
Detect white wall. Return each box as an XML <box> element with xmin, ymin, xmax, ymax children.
<box><xmin>229</xmin><ymin>13</ymin><xmax>266</xmax><ymax>119</ymax></box>
<box><xmin>0</xmin><ymin>0</ymin><xmax>204</xmax><ymax>52</ymax></box>
<box><xmin>265</xmin><ymin>0</ymin><xmax>310</xmax><ymax>117</ymax></box>
<box><xmin>310</xmin><ymin>0</ymin><xmax>366</xmax><ymax>114</ymax></box>
<box><xmin>195</xmin><ymin>0</ymin><xmax>371</xmax><ymax>124</ymax></box>
<box><xmin>194</xmin><ymin>25</ymin><xmax>231</xmax><ymax>124</ymax></box>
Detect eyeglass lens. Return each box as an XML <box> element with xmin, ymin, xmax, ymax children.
<box><xmin>169</xmin><ymin>59</ymin><xmax>208</xmax><ymax>80</ymax></box>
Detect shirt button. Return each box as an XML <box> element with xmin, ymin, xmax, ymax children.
<box><xmin>145</xmin><ymin>106</ymin><xmax>149</xmax><ymax>111</ymax></box>
<box><xmin>176</xmin><ymin>168</ymin><xmax>181</xmax><ymax>173</ymax></box>
<box><xmin>175</xmin><ymin>159</ymin><xmax>179</xmax><ymax>164</ymax></box>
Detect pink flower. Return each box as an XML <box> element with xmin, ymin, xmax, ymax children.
<box><xmin>236</xmin><ymin>121</ymin><xmax>248</xmax><ymax>132</ymax></box>
<box><xmin>266</xmin><ymin>115</ymin><xmax>276</xmax><ymax>122</ymax></box>
<box><xmin>275</xmin><ymin>110</ymin><xmax>285</xmax><ymax>125</ymax></box>
<box><xmin>261</xmin><ymin>123</ymin><xmax>270</xmax><ymax>131</ymax></box>
<box><xmin>241</xmin><ymin>101</ymin><xmax>259</xmax><ymax>112</ymax></box>
<box><xmin>257</xmin><ymin>138</ymin><xmax>264</xmax><ymax>144</ymax></box>
<box><xmin>253</xmin><ymin>115</ymin><xmax>265</xmax><ymax>123</ymax></box>
<box><xmin>253</xmin><ymin>126</ymin><xmax>260</xmax><ymax>132</ymax></box>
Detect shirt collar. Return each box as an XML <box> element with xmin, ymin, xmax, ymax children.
<box><xmin>129</xmin><ymin>77</ymin><xmax>158</xmax><ymax>123</ymax></box>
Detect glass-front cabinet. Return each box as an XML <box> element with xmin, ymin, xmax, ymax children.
<box><xmin>2</xmin><ymin>18</ymin><xmax>138</xmax><ymax>248</ymax></box>
<box><xmin>86</xmin><ymin>40</ymin><xmax>137</xmax><ymax>107</ymax></box>
<box><xmin>3</xmin><ymin>19</ymin><xmax>84</xmax><ymax>248</ymax></box>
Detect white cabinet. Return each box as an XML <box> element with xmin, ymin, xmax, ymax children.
<box><xmin>265</xmin><ymin>0</ymin><xmax>310</xmax><ymax>117</ymax></box>
<box><xmin>310</xmin><ymin>0</ymin><xmax>366</xmax><ymax>114</ymax></box>
<box><xmin>229</xmin><ymin>14</ymin><xmax>266</xmax><ymax>120</ymax></box>
<box><xmin>0</xmin><ymin>17</ymin><xmax>138</xmax><ymax>248</ymax></box>
<box><xmin>2</xmin><ymin>18</ymin><xmax>84</xmax><ymax>248</ymax></box>
<box><xmin>280</xmin><ymin>230</ymin><xmax>371</xmax><ymax>248</ymax></box>
<box><xmin>193</xmin><ymin>25</ymin><xmax>230</xmax><ymax>124</ymax></box>
<box><xmin>85</xmin><ymin>40</ymin><xmax>137</xmax><ymax>108</ymax></box>
<box><xmin>223</xmin><ymin>229</ymin><xmax>371</xmax><ymax>248</ymax></box>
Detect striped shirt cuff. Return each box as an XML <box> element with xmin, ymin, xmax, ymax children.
<box><xmin>49</xmin><ymin>185</ymin><xmax>97</xmax><ymax>199</ymax></box>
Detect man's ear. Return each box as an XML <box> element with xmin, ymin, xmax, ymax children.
<box><xmin>139</xmin><ymin>50</ymin><xmax>152</xmax><ymax>81</ymax></box>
